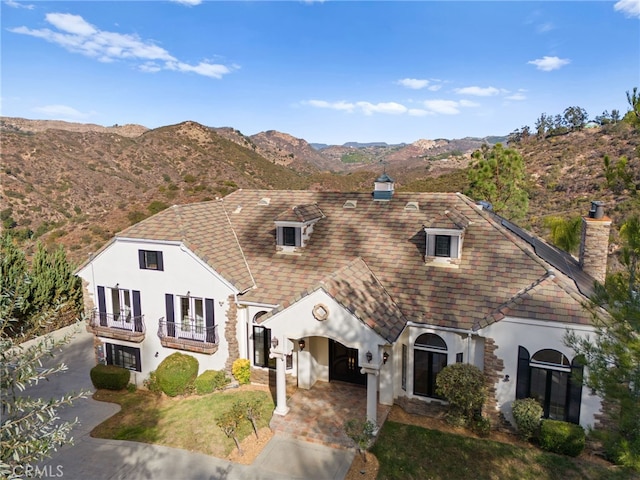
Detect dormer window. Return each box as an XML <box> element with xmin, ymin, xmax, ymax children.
<box><xmin>275</xmin><ymin>204</ymin><xmax>324</xmax><ymax>253</ymax></box>
<box><xmin>424</xmin><ymin>209</ymin><xmax>469</xmax><ymax>267</ymax></box>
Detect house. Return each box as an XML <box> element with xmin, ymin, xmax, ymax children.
<box><xmin>76</xmin><ymin>175</ymin><xmax>611</xmax><ymax>431</ymax></box>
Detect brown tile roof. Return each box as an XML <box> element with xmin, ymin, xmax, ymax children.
<box><xmin>275</xmin><ymin>204</ymin><xmax>324</xmax><ymax>223</ymax></box>
<box><xmin>109</xmin><ymin>190</ymin><xmax>595</xmax><ymax>335</ymax></box>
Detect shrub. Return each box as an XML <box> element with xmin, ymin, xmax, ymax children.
<box><xmin>344</xmin><ymin>418</ymin><xmax>376</xmax><ymax>462</ymax></box>
<box><xmin>539</xmin><ymin>419</ymin><xmax>585</xmax><ymax>457</ymax></box>
<box><xmin>471</xmin><ymin>415</ymin><xmax>491</xmax><ymax>438</ymax></box>
<box><xmin>155</xmin><ymin>352</ymin><xmax>199</xmax><ymax>397</ymax></box>
<box><xmin>232</xmin><ymin>358</ymin><xmax>250</xmax><ymax>385</ymax></box>
<box><xmin>90</xmin><ymin>364</ymin><xmax>130</xmax><ymax>390</ymax></box>
<box><xmin>512</xmin><ymin>398</ymin><xmax>543</xmax><ymax>441</ymax></box>
<box><xmin>194</xmin><ymin>370</ymin><xmax>230</xmax><ymax>395</ymax></box>
<box><xmin>143</xmin><ymin>370</ymin><xmax>162</xmax><ymax>394</ymax></box>
<box><xmin>436</xmin><ymin>363</ymin><xmax>487</xmax><ymax>426</ymax></box>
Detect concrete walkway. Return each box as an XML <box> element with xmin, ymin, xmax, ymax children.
<box><xmin>23</xmin><ymin>325</ymin><xmax>353</xmax><ymax>480</ymax></box>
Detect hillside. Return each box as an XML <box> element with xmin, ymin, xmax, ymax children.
<box><xmin>1</xmin><ymin>117</ymin><xmax>638</xmax><ymax>266</ymax></box>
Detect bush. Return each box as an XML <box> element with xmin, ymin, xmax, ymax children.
<box><xmin>539</xmin><ymin>419</ymin><xmax>585</xmax><ymax>457</ymax></box>
<box><xmin>143</xmin><ymin>370</ymin><xmax>162</xmax><ymax>394</ymax></box>
<box><xmin>471</xmin><ymin>415</ymin><xmax>491</xmax><ymax>438</ymax></box>
<box><xmin>232</xmin><ymin>358</ymin><xmax>250</xmax><ymax>385</ymax></box>
<box><xmin>194</xmin><ymin>370</ymin><xmax>231</xmax><ymax>395</ymax></box>
<box><xmin>436</xmin><ymin>363</ymin><xmax>487</xmax><ymax>426</ymax></box>
<box><xmin>90</xmin><ymin>364</ymin><xmax>130</xmax><ymax>390</ymax></box>
<box><xmin>155</xmin><ymin>352</ymin><xmax>199</xmax><ymax>397</ymax></box>
<box><xmin>512</xmin><ymin>398</ymin><xmax>543</xmax><ymax>441</ymax></box>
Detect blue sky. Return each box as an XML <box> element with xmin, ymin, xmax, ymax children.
<box><xmin>2</xmin><ymin>1</ymin><xmax>639</xmax><ymax>144</ymax></box>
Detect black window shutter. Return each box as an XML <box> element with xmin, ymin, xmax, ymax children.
<box><xmin>516</xmin><ymin>346</ymin><xmax>531</xmax><ymax>399</ymax></box>
<box><xmin>133</xmin><ymin>348</ymin><xmax>142</xmax><ymax>372</ymax></box>
<box><xmin>138</xmin><ymin>250</ymin><xmax>146</xmax><ymax>269</ymax></box>
<box><xmin>567</xmin><ymin>357</ymin><xmax>584</xmax><ymax>424</ymax></box>
<box><xmin>105</xmin><ymin>343</ymin><xmax>113</xmax><ymax>365</ymax></box>
<box><xmin>165</xmin><ymin>294</ymin><xmax>175</xmax><ymax>337</ymax></box>
<box><xmin>205</xmin><ymin>298</ymin><xmax>215</xmax><ymax>343</ymax></box>
<box><xmin>157</xmin><ymin>251</ymin><xmax>164</xmax><ymax>271</ymax></box>
<box><xmin>295</xmin><ymin>227</ymin><xmax>302</xmax><ymax>247</ymax></box>
<box><xmin>97</xmin><ymin>286</ymin><xmax>107</xmax><ymax>326</ymax></box>
<box><xmin>132</xmin><ymin>290</ymin><xmax>142</xmax><ymax>332</ymax></box>
<box><xmin>276</xmin><ymin>227</ymin><xmax>283</xmax><ymax>245</ymax></box>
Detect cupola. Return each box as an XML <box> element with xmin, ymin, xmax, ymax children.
<box><xmin>373</xmin><ymin>173</ymin><xmax>395</xmax><ymax>201</ymax></box>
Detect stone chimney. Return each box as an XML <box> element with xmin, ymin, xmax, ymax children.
<box><xmin>579</xmin><ymin>201</ymin><xmax>611</xmax><ymax>284</ymax></box>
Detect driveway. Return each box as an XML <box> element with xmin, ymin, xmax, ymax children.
<box><xmin>21</xmin><ymin>325</ymin><xmax>353</xmax><ymax>480</ymax></box>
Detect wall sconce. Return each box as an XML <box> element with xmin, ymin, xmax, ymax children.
<box><xmin>114</xmin><ymin>283</ymin><xmax>119</xmax><ymax>289</ymax></box>
<box><xmin>219</xmin><ymin>300</ymin><xmax>224</xmax><ymax>306</ymax></box>
<box><xmin>503</xmin><ymin>374</ymin><xmax>510</xmax><ymax>382</ymax></box>
<box><xmin>271</xmin><ymin>337</ymin><xmax>279</xmax><ymax>349</ymax></box>
<box><xmin>186</xmin><ymin>291</ymin><xmax>190</xmax><ymax>297</ymax></box>
<box><xmin>298</xmin><ymin>339</ymin><xmax>306</xmax><ymax>351</ymax></box>
<box><xmin>366</xmin><ymin>351</ymin><xmax>373</xmax><ymax>363</ymax></box>
<box><xmin>383</xmin><ymin>352</ymin><xmax>389</xmax><ymax>364</ymax></box>
<box><xmin>155</xmin><ymin>352</ymin><xmax>159</xmax><ymax>358</ymax></box>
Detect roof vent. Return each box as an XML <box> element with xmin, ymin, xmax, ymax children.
<box><xmin>258</xmin><ymin>197</ymin><xmax>271</xmax><ymax>206</ymax></box>
<box><xmin>405</xmin><ymin>202</ymin><xmax>419</xmax><ymax>211</ymax></box>
<box><xmin>233</xmin><ymin>205</ymin><xmax>242</xmax><ymax>214</ymax></box>
<box><xmin>343</xmin><ymin>200</ymin><xmax>357</xmax><ymax>209</ymax></box>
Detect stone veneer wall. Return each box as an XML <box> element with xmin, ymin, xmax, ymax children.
<box><xmin>483</xmin><ymin>337</ymin><xmax>514</xmax><ymax>432</ymax></box>
<box><xmin>593</xmin><ymin>396</ymin><xmax>618</xmax><ymax>434</ymax></box>
<box><xmin>224</xmin><ymin>294</ymin><xmax>239</xmax><ymax>375</ymax></box>
<box><xmin>250</xmin><ymin>367</ymin><xmax>297</xmax><ymax>389</ymax></box>
<box><xmin>394</xmin><ymin>396</ymin><xmax>447</xmax><ymax>418</ymax></box>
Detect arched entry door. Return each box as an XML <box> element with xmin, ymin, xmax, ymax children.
<box><xmin>328</xmin><ymin>339</ymin><xmax>366</xmax><ymax>385</ymax></box>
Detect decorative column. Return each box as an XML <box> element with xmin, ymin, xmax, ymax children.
<box><xmin>360</xmin><ymin>364</ymin><xmax>380</xmax><ymax>430</ymax></box>
<box><xmin>270</xmin><ymin>338</ymin><xmax>289</xmax><ymax>416</ymax></box>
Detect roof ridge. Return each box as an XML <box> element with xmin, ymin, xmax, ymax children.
<box><xmin>220</xmin><ymin>198</ymin><xmax>257</xmax><ymax>292</ymax></box>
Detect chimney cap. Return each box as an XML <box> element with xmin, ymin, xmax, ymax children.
<box><xmin>589</xmin><ymin>200</ymin><xmax>605</xmax><ymax>219</ymax></box>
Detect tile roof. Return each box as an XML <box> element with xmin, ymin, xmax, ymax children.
<box><xmin>275</xmin><ymin>203</ymin><xmax>324</xmax><ymax>223</ymax></box>
<box><xmin>110</xmin><ymin>189</ymin><xmax>596</xmax><ymax>335</ymax></box>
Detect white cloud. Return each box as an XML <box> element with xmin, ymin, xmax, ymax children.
<box><xmin>171</xmin><ymin>0</ymin><xmax>202</xmax><ymax>5</ymax></box>
<box><xmin>32</xmin><ymin>104</ymin><xmax>92</xmax><ymax>120</ymax></box>
<box><xmin>536</xmin><ymin>22</ymin><xmax>554</xmax><ymax>34</ymax></box>
<box><xmin>408</xmin><ymin>109</ymin><xmax>430</xmax><ymax>117</ymax></box>
<box><xmin>4</xmin><ymin>0</ymin><xmax>34</xmax><ymax>9</ymax></box>
<box><xmin>458</xmin><ymin>99</ymin><xmax>480</xmax><ymax>107</ymax></box>
<box><xmin>505</xmin><ymin>89</ymin><xmax>527</xmax><ymax>101</ymax></box>
<box><xmin>10</xmin><ymin>13</ymin><xmax>235</xmax><ymax>79</ymax></box>
<box><xmin>614</xmin><ymin>0</ymin><xmax>640</xmax><ymax>18</ymax></box>
<box><xmin>527</xmin><ymin>56</ymin><xmax>570</xmax><ymax>71</ymax></box>
<box><xmin>356</xmin><ymin>101</ymin><xmax>407</xmax><ymax>115</ymax></box>
<box><xmin>397</xmin><ymin>78</ymin><xmax>430</xmax><ymax>90</ymax></box>
<box><xmin>422</xmin><ymin>100</ymin><xmax>461</xmax><ymax>115</ymax></box>
<box><xmin>306</xmin><ymin>100</ymin><xmax>355</xmax><ymax>112</ymax></box>
<box><xmin>427</xmin><ymin>84</ymin><xmax>442</xmax><ymax>92</ymax></box>
<box><xmin>454</xmin><ymin>86</ymin><xmax>500</xmax><ymax>97</ymax></box>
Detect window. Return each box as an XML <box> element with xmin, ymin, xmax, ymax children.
<box><xmin>401</xmin><ymin>344</ymin><xmax>407</xmax><ymax>391</ymax></box>
<box><xmin>413</xmin><ymin>333</ymin><xmax>447</xmax><ymax>399</ymax></box>
<box><xmin>456</xmin><ymin>352</ymin><xmax>463</xmax><ymax>363</ymax></box>
<box><xmin>138</xmin><ymin>249</ymin><xmax>164</xmax><ymax>271</ymax></box>
<box><xmin>435</xmin><ymin>235</ymin><xmax>451</xmax><ymax>257</ymax></box>
<box><xmin>516</xmin><ymin>346</ymin><xmax>584</xmax><ymax>424</ymax></box>
<box><xmin>105</xmin><ymin>343</ymin><xmax>141</xmax><ymax>372</ymax></box>
<box><xmin>111</xmin><ymin>288</ymin><xmax>132</xmax><ymax>323</ymax></box>
<box><xmin>180</xmin><ymin>297</ymin><xmax>204</xmax><ymax>333</ymax></box>
<box><xmin>253</xmin><ymin>326</ymin><xmax>276</xmax><ymax>369</ymax></box>
<box><xmin>283</xmin><ymin>227</ymin><xmax>296</xmax><ymax>246</ymax></box>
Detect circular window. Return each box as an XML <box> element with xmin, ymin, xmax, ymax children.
<box><xmin>312</xmin><ymin>303</ymin><xmax>329</xmax><ymax>321</ymax></box>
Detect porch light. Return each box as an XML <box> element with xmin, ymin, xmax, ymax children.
<box><xmin>271</xmin><ymin>337</ymin><xmax>279</xmax><ymax>349</ymax></box>
<box><xmin>503</xmin><ymin>374</ymin><xmax>510</xmax><ymax>382</ymax></box>
<box><xmin>383</xmin><ymin>352</ymin><xmax>389</xmax><ymax>364</ymax></box>
<box><xmin>155</xmin><ymin>352</ymin><xmax>159</xmax><ymax>358</ymax></box>
<box><xmin>366</xmin><ymin>351</ymin><xmax>373</xmax><ymax>363</ymax></box>
<box><xmin>298</xmin><ymin>339</ymin><xmax>306</xmax><ymax>351</ymax></box>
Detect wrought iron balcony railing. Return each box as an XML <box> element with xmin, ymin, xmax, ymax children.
<box><xmin>157</xmin><ymin>318</ymin><xmax>218</xmax><ymax>355</ymax></box>
<box><xmin>87</xmin><ymin>310</ymin><xmax>145</xmax><ymax>343</ymax></box>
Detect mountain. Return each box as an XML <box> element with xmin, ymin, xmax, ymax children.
<box><xmin>1</xmin><ymin>117</ymin><xmax>638</xmax><ymax>266</ymax></box>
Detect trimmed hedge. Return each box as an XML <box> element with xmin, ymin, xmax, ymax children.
<box><xmin>512</xmin><ymin>398</ymin><xmax>543</xmax><ymax>441</ymax></box>
<box><xmin>155</xmin><ymin>352</ymin><xmax>199</xmax><ymax>397</ymax></box>
<box><xmin>194</xmin><ymin>369</ymin><xmax>231</xmax><ymax>395</ymax></box>
<box><xmin>539</xmin><ymin>419</ymin><xmax>585</xmax><ymax>457</ymax></box>
<box><xmin>90</xmin><ymin>364</ymin><xmax>130</xmax><ymax>390</ymax></box>
<box><xmin>435</xmin><ymin>363</ymin><xmax>487</xmax><ymax>425</ymax></box>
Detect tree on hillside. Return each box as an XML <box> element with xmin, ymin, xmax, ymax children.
<box><xmin>563</xmin><ymin>106</ymin><xmax>589</xmax><ymax>131</ymax></box>
<box><xmin>627</xmin><ymin>87</ymin><xmax>640</xmax><ymax>121</ymax></box>
<box><xmin>544</xmin><ymin>216</ymin><xmax>582</xmax><ymax>255</ymax></box>
<box><xmin>0</xmin><ymin>294</ymin><xmax>88</xmax><ymax>478</ymax></box>
<box><xmin>565</xmin><ymin>216</ymin><xmax>640</xmax><ymax>470</ymax></box>
<box><xmin>466</xmin><ymin>143</ymin><xmax>529</xmax><ymax>221</ymax></box>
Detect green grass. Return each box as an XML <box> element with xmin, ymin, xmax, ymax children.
<box><xmin>372</xmin><ymin>421</ymin><xmax>637</xmax><ymax>480</ymax></box>
<box><xmin>92</xmin><ymin>388</ymin><xmax>274</xmax><ymax>457</ymax></box>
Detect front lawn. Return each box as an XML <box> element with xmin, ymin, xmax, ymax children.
<box><xmin>92</xmin><ymin>386</ymin><xmax>274</xmax><ymax>458</ymax></box>
<box><xmin>371</xmin><ymin>421</ymin><xmax>636</xmax><ymax>480</ymax></box>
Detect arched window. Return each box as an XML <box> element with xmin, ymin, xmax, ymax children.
<box><xmin>413</xmin><ymin>333</ymin><xmax>448</xmax><ymax>399</ymax></box>
<box><xmin>516</xmin><ymin>346</ymin><xmax>583</xmax><ymax>424</ymax></box>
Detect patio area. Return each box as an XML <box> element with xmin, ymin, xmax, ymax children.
<box><xmin>269</xmin><ymin>381</ymin><xmax>391</xmax><ymax>449</ymax></box>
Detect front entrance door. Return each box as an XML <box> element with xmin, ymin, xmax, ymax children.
<box><xmin>329</xmin><ymin>339</ymin><xmax>366</xmax><ymax>385</ymax></box>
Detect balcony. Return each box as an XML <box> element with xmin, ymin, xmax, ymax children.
<box><xmin>157</xmin><ymin>318</ymin><xmax>219</xmax><ymax>355</ymax></box>
<box><xmin>87</xmin><ymin>310</ymin><xmax>145</xmax><ymax>343</ymax></box>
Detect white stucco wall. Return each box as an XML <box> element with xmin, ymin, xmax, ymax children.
<box><xmin>481</xmin><ymin>317</ymin><xmax>602</xmax><ymax>428</ymax></box>
<box><xmin>77</xmin><ymin>238</ymin><xmax>238</xmax><ymax>383</ymax></box>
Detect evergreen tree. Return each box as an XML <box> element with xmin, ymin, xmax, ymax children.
<box><xmin>544</xmin><ymin>216</ymin><xmax>582</xmax><ymax>255</ymax></box>
<box><xmin>565</xmin><ymin>216</ymin><xmax>640</xmax><ymax>470</ymax></box>
<box><xmin>466</xmin><ymin>143</ymin><xmax>529</xmax><ymax>221</ymax></box>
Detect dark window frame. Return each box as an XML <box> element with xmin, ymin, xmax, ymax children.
<box><xmin>434</xmin><ymin>235</ymin><xmax>451</xmax><ymax>257</ymax></box>
<box><xmin>106</xmin><ymin>343</ymin><xmax>141</xmax><ymax>372</ymax></box>
<box><xmin>139</xmin><ymin>249</ymin><xmax>164</xmax><ymax>271</ymax></box>
<box><xmin>253</xmin><ymin>325</ymin><xmax>276</xmax><ymax>369</ymax></box>
<box><xmin>413</xmin><ymin>333</ymin><xmax>448</xmax><ymax>399</ymax></box>
<box><xmin>282</xmin><ymin>227</ymin><xmax>296</xmax><ymax>247</ymax></box>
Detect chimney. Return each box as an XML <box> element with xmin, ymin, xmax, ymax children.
<box><xmin>579</xmin><ymin>201</ymin><xmax>611</xmax><ymax>284</ymax></box>
<box><xmin>373</xmin><ymin>172</ymin><xmax>394</xmax><ymax>201</ymax></box>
